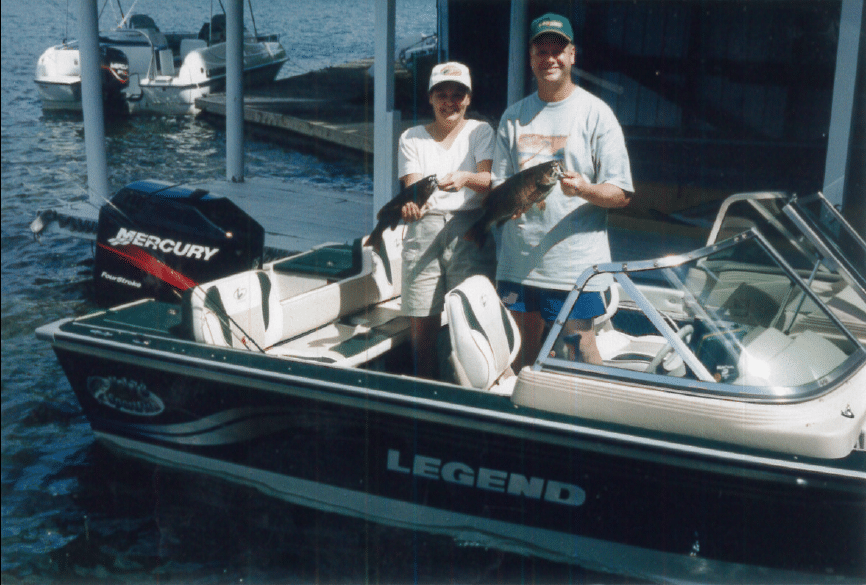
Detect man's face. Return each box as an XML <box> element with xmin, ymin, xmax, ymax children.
<box><xmin>530</xmin><ymin>34</ymin><xmax>575</xmax><ymax>84</ymax></box>
<box><xmin>428</xmin><ymin>82</ymin><xmax>471</xmax><ymax>123</ymax></box>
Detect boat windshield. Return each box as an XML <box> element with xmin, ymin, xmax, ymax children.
<box><xmin>708</xmin><ymin>191</ymin><xmax>866</xmax><ymax>304</ymax></box>
<box><xmin>537</xmin><ymin>230</ymin><xmax>865</xmax><ymax>401</ymax></box>
<box><xmin>785</xmin><ymin>192</ymin><xmax>866</xmax><ymax>298</ymax></box>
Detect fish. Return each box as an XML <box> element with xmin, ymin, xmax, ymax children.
<box><xmin>366</xmin><ymin>175</ymin><xmax>439</xmax><ymax>251</ymax></box>
<box><xmin>464</xmin><ymin>160</ymin><xmax>563</xmax><ymax>247</ymax></box>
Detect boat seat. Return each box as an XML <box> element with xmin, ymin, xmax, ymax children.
<box><xmin>735</xmin><ymin>326</ymin><xmax>848</xmax><ymax>387</ymax></box>
<box><xmin>595</xmin><ymin>328</ymin><xmax>679</xmax><ymax>374</ymax></box>
<box><xmin>184</xmin><ymin>269</ymin><xmax>283</xmax><ymax>350</ymax></box>
<box><xmin>445</xmin><ymin>275</ymin><xmax>521</xmax><ymax>393</ymax></box>
<box><xmin>183</xmin><ymin>230</ymin><xmax>405</xmax><ymax>365</ymax></box>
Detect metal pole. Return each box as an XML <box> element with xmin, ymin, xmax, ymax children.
<box><xmin>437</xmin><ymin>0</ymin><xmax>449</xmax><ymax>62</ymax></box>
<box><xmin>79</xmin><ymin>0</ymin><xmax>110</xmax><ymax>206</ymax></box>
<box><xmin>823</xmin><ymin>0</ymin><xmax>863</xmax><ymax>208</ymax></box>
<box><xmin>226</xmin><ymin>0</ymin><xmax>244</xmax><ymax>182</ymax></box>
<box><xmin>507</xmin><ymin>0</ymin><xmax>528</xmax><ymax>107</ymax></box>
<box><xmin>373</xmin><ymin>0</ymin><xmax>399</xmax><ymax>224</ymax></box>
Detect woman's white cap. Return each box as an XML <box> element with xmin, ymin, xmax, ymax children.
<box><xmin>428</xmin><ymin>62</ymin><xmax>472</xmax><ymax>92</ymax></box>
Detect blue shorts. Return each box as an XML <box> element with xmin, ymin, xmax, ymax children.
<box><xmin>497</xmin><ymin>281</ymin><xmax>605</xmax><ymax>322</ymax></box>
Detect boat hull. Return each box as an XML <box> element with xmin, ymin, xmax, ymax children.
<box><xmin>35</xmin><ymin>79</ymin><xmax>82</xmax><ymax>111</ymax></box>
<box><xmin>45</xmin><ymin>329</ymin><xmax>866</xmax><ymax>584</ymax></box>
<box><xmin>35</xmin><ymin>35</ymin><xmax>286</xmax><ymax>115</ymax></box>
<box><xmin>128</xmin><ymin>57</ymin><xmax>287</xmax><ymax>116</ymax></box>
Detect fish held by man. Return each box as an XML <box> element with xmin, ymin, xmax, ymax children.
<box><xmin>464</xmin><ymin>160</ymin><xmax>563</xmax><ymax>247</ymax></box>
<box><xmin>366</xmin><ymin>175</ymin><xmax>439</xmax><ymax>251</ymax></box>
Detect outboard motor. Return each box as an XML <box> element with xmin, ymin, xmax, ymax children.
<box><xmin>99</xmin><ymin>45</ymin><xmax>129</xmax><ymax>112</ymax></box>
<box><xmin>94</xmin><ymin>180</ymin><xmax>264</xmax><ymax>306</ymax></box>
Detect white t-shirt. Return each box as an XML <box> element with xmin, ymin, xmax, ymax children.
<box><xmin>398</xmin><ymin>119</ymin><xmax>495</xmax><ymax>212</ymax></box>
<box><xmin>491</xmin><ymin>87</ymin><xmax>633</xmax><ymax>291</ymax></box>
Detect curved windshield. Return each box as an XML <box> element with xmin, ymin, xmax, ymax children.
<box><xmin>538</xmin><ymin>230</ymin><xmax>864</xmax><ymax>400</ymax></box>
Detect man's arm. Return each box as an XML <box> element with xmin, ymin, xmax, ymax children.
<box><xmin>560</xmin><ymin>171</ymin><xmax>631</xmax><ymax>209</ymax></box>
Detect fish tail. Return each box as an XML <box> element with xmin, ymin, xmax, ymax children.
<box><xmin>366</xmin><ymin>225</ymin><xmax>384</xmax><ymax>251</ymax></box>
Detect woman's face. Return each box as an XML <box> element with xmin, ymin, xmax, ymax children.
<box><xmin>429</xmin><ymin>82</ymin><xmax>471</xmax><ymax>125</ymax></box>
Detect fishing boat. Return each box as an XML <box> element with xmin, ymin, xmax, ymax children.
<box><xmin>36</xmin><ymin>189</ymin><xmax>865</xmax><ymax>584</ymax></box>
<box><xmin>35</xmin><ymin>11</ymin><xmax>287</xmax><ymax>114</ymax></box>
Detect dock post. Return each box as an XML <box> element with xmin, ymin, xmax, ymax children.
<box><xmin>78</xmin><ymin>0</ymin><xmax>110</xmax><ymax>207</ymax></box>
<box><xmin>824</xmin><ymin>0</ymin><xmax>863</xmax><ymax>211</ymax></box>
<box><xmin>226</xmin><ymin>0</ymin><xmax>245</xmax><ymax>182</ymax></box>
<box><xmin>373</xmin><ymin>0</ymin><xmax>399</xmax><ymax>227</ymax></box>
<box><xmin>506</xmin><ymin>0</ymin><xmax>528</xmax><ymax>107</ymax></box>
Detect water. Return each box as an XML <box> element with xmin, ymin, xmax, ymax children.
<box><xmin>1</xmin><ymin>1</ymin><xmax>637</xmax><ymax>582</ymax></box>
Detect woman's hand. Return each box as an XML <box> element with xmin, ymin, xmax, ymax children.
<box><xmin>401</xmin><ymin>201</ymin><xmax>425</xmax><ymax>222</ymax></box>
<box><xmin>436</xmin><ymin>171</ymin><xmax>470</xmax><ymax>193</ymax></box>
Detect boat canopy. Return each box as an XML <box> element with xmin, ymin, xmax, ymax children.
<box><xmin>537</xmin><ymin>220</ymin><xmax>865</xmax><ymax>402</ymax></box>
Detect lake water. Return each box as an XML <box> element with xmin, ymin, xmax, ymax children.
<box><xmin>0</xmin><ymin>1</ymin><xmax>644</xmax><ymax>582</ymax></box>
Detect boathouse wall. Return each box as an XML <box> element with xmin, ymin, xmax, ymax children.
<box><xmin>446</xmin><ymin>0</ymin><xmax>858</xmax><ymax>225</ymax></box>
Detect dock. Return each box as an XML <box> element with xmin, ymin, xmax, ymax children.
<box><xmin>30</xmin><ymin>176</ymin><xmax>375</xmax><ymax>257</ymax></box>
<box><xmin>31</xmin><ymin>60</ymin><xmax>432</xmax><ymax>254</ymax></box>
<box><xmin>30</xmin><ymin>59</ymin><xmax>708</xmax><ymax>261</ymax></box>
<box><xmin>196</xmin><ymin>59</ymin><xmax>435</xmax><ymax>156</ymax></box>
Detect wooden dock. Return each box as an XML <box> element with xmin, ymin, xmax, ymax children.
<box><xmin>31</xmin><ymin>176</ymin><xmax>375</xmax><ymax>256</ymax></box>
<box><xmin>31</xmin><ymin>60</ymin><xmax>708</xmax><ymax>261</ymax></box>
<box><xmin>33</xmin><ymin>60</ymin><xmax>425</xmax><ymax>253</ymax></box>
<box><xmin>190</xmin><ymin>176</ymin><xmax>373</xmax><ymax>254</ymax></box>
<box><xmin>196</xmin><ymin>59</ymin><xmax>434</xmax><ymax>156</ymax></box>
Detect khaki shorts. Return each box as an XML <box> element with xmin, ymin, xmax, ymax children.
<box><xmin>401</xmin><ymin>210</ymin><xmax>496</xmax><ymax>317</ymax></box>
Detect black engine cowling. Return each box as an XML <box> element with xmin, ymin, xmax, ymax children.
<box><xmin>94</xmin><ymin>180</ymin><xmax>264</xmax><ymax>306</ymax></box>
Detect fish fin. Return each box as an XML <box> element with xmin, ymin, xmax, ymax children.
<box><xmin>463</xmin><ymin>222</ymin><xmax>487</xmax><ymax>248</ymax></box>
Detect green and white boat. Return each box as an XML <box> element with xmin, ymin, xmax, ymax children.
<box><xmin>37</xmin><ymin>190</ymin><xmax>866</xmax><ymax>584</ymax></box>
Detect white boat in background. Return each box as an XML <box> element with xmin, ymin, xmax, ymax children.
<box><xmin>35</xmin><ymin>11</ymin><xmax>287</xmax><ymax>115</ymax></box>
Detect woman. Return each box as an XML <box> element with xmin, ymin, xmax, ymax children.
<box><xmin>397</xmin><ymin>62</ymin><xmax>496</xmax><ymax>379</ymax></box>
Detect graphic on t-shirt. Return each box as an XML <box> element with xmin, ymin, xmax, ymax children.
<box><xmin>517</xmin><ymin>134</ymin><xmax>567</xmax><ymax>168</ymax></box>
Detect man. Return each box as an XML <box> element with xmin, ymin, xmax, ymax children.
<box><xmin>398</xmin><ymin>62</ymin><xmax>496</xmax><ymax>379</ymax></box>
<box><xmin>491</xmin><ymin>13</ymin><xmax>634</xmax><ymax>369</ymax></box>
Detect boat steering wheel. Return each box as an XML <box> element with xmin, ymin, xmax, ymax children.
<box><xmin>646</xmin><ymin>324</ymin><xmax>694</xmax><ymax>373</ymax></box>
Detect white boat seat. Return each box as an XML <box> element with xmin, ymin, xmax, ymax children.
<box><xmin>184</xmin><ymin>232</ymin><xmax>406</xmax><ymax>366</ymax></box>
<box><xmin>185</xmin><ymin>269</ymin><xmax>283</xmax><ymax>350</ymax></box>
<box><xmin>595</xmin><ymin>328</ymin><xmax>682</xmax><ymax>373</ymax></box>
<box><xmin>445</xmin><ymin>275</ymin><xmax>521</xmax><ymax>392</ymax></box>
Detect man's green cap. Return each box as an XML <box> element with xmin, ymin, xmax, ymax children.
<box><xmin>529</xmin><ymin>13</ymin><xmax>574</xmax><ymax>44</ymax></box>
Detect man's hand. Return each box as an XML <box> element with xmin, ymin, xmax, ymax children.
<box><xmin>559</xmin><ymin>170</ymin><xmax>589</xmax><ymax>197</ymax></box>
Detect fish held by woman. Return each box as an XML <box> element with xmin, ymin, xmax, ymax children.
<box><xmin>464</xmin><ymin>161</ymin><xmax>563</xmax><ymax>247</ymax></box>
<box><xmin>365</xmin><ymin>175</ymin><xmax>439</xmax><ymax>251</ymax></box>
